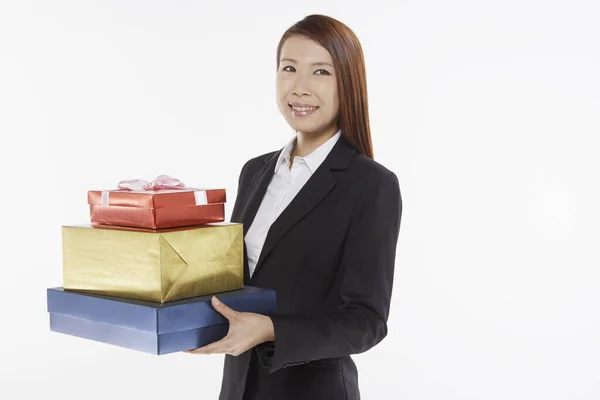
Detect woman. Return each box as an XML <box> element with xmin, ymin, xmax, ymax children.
<box><xmin>186</xmin><ymin>14</ymin><xmax>402</xmax><ymax>400</ymax></box>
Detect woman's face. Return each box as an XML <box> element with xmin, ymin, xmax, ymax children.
<box><xmin>276</xmin><ymin>35</ymin><xmax>339</xmax><ymax>137</ymax></box>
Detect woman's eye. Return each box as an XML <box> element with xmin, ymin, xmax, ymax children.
<box><xmin>281</xmin><ymin>66</ymin><xmax>330</xmax><ymax>75</ymax></box>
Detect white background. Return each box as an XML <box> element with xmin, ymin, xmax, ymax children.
<box><xmin>1</xmin><ymin>1</ymin><xmax>599</xmax><ymax>399</ymax></box>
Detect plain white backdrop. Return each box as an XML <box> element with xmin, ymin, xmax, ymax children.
<box><xmin>1</xmin><ymin>0</ymin><xmax>599</xmax><ymax>399</ymax></box>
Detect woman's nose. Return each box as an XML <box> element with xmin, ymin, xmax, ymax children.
<box><xmin>292</xmin><ymin>74</ymin><xmax>312</xmax><ymax>96</ymax></box>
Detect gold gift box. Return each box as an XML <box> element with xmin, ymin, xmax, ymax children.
<box><xmin>62</xmin><ymin>223</ymin><xmax>243</xmax><ymax>303</ymax></box>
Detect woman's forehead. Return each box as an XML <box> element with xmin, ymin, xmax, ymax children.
<box><xmin>280</xmin><ymin>36</ymin><xmax>333</xmax><ymax>64</ymax></box>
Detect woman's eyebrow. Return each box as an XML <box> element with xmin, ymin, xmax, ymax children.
<box><xmin>280</xmin><ymin>58</ymin><xmax>333</xmax><ymax>68</ymax></box>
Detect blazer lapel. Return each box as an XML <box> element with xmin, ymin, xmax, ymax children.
<box><xmin>250</xmin><ymin>134</ymin><xmax>356</xmax><ymax>281</ymax></box>
<box><xmin>238</xmin><ymin>153</ymin><xmax>280</xmax><ymax>237</ymax></box>
<box><xmin>236</xmin><ymin>151</ymin><xmax>280</xmax><ymax>284</ymax></box>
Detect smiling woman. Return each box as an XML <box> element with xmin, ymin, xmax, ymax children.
<box><xmin>187</xmin><ymin>14</ymin><xmax>402</xmax><ymax>400</ymax></box>
<box><xmin>275</xmin><ymin>15</ymin><xmax>374</xmax><ymax>160</ymax></box>
<box><xmin>276</xmin><ymin>36</ymin><xmax>340</xmax><ymax>140</ymax></box>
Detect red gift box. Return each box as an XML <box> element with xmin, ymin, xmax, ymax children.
<box><xmin>88</xmin><ymin>188</ymin><xmax>226</xmax><ymax>229</ymax></box>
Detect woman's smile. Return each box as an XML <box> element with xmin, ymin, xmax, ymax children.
<box><xmin>289</xmin><ymin>103</ymin><xmax>320</xmax><ymax>117</ymax></box>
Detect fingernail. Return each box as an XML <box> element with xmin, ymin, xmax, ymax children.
<box><xmin>212</xmin><ymin>296</ymin><xmax>220</xmax><ymax>306</ymax></box>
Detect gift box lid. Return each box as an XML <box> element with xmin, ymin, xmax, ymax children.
<box><xmin>47</xmin><ymin>286</ymin><xmax>276</xmax><ymax>334</ymax></box>
<box><xmin>87</xmin><ymin>188</ymin><xmax>226</xmax><ymax>209</ymax></box>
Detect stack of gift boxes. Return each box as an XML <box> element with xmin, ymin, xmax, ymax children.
<box><xmin>46</xmin><ymin>176</ymin><xmax>276</xmax><ymax>355</ymax></box>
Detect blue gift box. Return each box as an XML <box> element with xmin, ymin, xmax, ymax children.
<box><xmin>47</xmin><ymin>286</ymin><xmax>276</xmax><ymax>355</ymax></box>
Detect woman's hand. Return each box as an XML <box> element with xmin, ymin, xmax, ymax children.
<box><xmin>184</xmin><ymin>295</ymin><xmax>275</xmax><ymax>357</ymax></box>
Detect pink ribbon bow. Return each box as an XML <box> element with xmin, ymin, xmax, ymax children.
<box><xmin>117</xmin><ymin>174</ymin><xmax>186</xmax><ymax>191</ymax></box>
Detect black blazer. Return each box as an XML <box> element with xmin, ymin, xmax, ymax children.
<box><xmin>218</xmin><ymin>134</ymin><xmax>402</xmax><ymax>400</ymax></box>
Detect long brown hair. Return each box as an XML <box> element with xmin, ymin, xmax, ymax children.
<box><xmin>276</xmin><ymin>15</ymin><xmax>374</xmax><ymax>159</ymax></box>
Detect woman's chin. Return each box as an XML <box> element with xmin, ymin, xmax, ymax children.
<box><xmin>288</xmin><ymin>120</ymin><xmax>321</xmax><ymax>133</ymax></box>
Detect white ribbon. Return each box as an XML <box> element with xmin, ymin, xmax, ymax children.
<box><xmin>101</xmin><ymin>190</ymin><xmax>110</xmax><ymax>206</ymax></box>
<box><xmin>194</xmin><ymin>190</ymin><xmax>208</xmax><ymax>205</ymax></box>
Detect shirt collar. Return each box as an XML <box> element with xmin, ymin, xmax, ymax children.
<box><xmin>274</xmin><ymin>130</ymin><xmax>342</xmax><ymax>174</ymax></box>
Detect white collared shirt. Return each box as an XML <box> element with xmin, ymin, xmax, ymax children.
<box><xmin>245</xmin><ymin>130</ymin><xmax>342</xmax><ymax>278</ymax></box>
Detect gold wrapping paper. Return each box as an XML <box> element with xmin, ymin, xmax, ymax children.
<box><xmin>62</xmin><ymin>223</ymin><xmax>243</xmax><ymax>303</ymax></box>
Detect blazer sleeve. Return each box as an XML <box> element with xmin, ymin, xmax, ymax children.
<box><xmin>257</xmin><ymin>169</ymin><xmax>402</xmax><ymax>374</ymax></box>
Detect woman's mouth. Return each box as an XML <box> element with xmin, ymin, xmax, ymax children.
<box><xmin>289</xmin><ymin>104</ymin><xmax>319</xmax><ymax>117</ymax></box>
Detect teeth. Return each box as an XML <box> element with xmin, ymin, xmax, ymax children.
<box><xmin>291</xmin><ymin>106</ymin><xmax>318</xmax><ymax>111</ymax></box>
